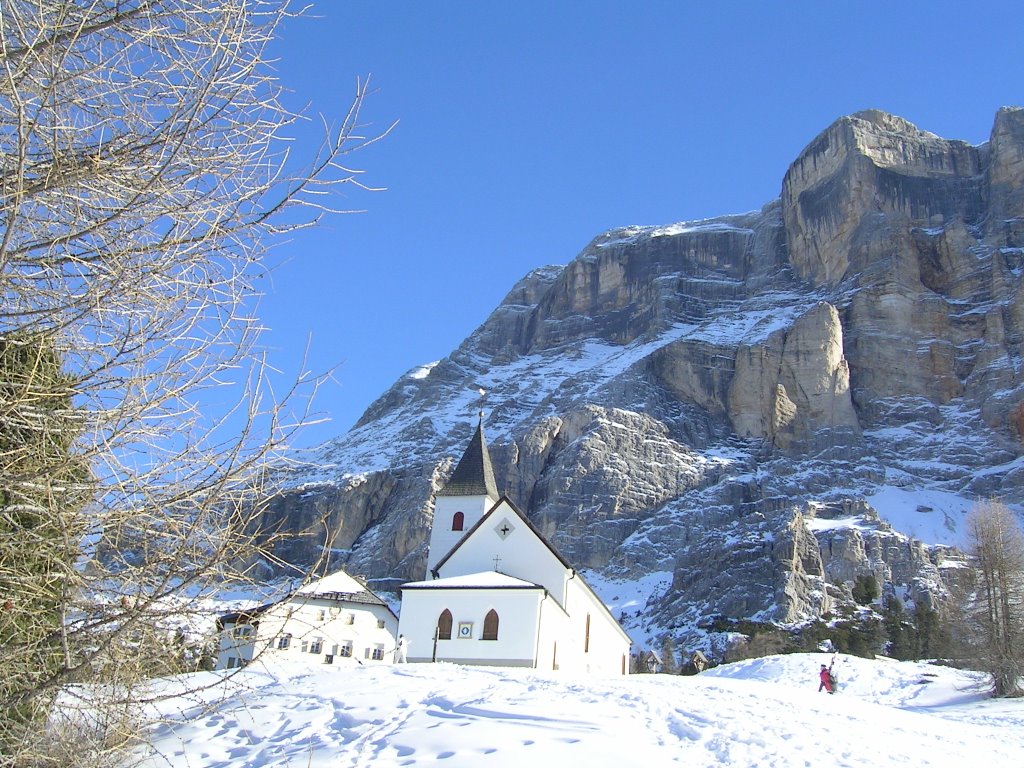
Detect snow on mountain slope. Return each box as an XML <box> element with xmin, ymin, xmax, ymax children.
<box><xmin>296</xmin><ymin>289</ymin><xmax>808</xmax><ymax>483</ymax></box>
<box><xmin>252</xmin><ymin>109</ymin><xmax>1024</xmax><ymax>645</ymax></box>
<box><xmin>137</xmin><ymin>655</ymin><xmax>1023</xmax><ymax>768</ymax></box>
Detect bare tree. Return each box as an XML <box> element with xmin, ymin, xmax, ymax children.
<box><xmin>0</xmin><ymin>1</ymin><xmax>390</xmax><ymax>763</ymax></box>
<box><xmin>964</xmin><ymin>500</ymin><xmax>1024</xmax><ymax>697</ymax></box>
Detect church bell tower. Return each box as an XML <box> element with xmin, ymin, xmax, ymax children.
<box><xmin>426</xmin><ymin>415</ymin><xmax>499</xmax><ymax>575</ymax></box>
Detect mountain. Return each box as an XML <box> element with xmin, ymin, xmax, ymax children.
<box><xmin>257</xmin><ymin>107</ymin><xmax>1024</xmax><ymax>650</ymax></box>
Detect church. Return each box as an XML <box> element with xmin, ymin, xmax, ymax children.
<box><xmin>397</xmin><ymin>417</ymin><xmax>632</xmax><ymax>674</ymax></box>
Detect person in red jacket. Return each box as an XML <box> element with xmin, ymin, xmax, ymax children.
<box><xmin>819</xmin><ymin>663</ymin><xmax>834</xmax><ymax>693</ymax></box>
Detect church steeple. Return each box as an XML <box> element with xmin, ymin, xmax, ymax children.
<box><xmin>426</xmin><ymin>415</ymin><xmax>500</xmax><ymax>575</ymax></box>
<box><xmin>437</xmin><ymin>415</ymin><xmax>499</xmax><ymax>499</ymax></box>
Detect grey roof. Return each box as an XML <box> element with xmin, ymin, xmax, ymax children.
<box><xmin>216</xmin><ymin>579</ymin><xmax>396</xmax><ymax>630</ymax></box>
<box><xmin>437</xmin><ymin>418</ymin><xmax>499</xmax><ymax>498</ymax></box>
<box><xmin>299</xmin><ymin>589</ymin><xmax>387</xmax><ymax>607</ymax></box>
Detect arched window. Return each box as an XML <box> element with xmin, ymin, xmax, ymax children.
<box><xmin>437</xmin><ymin>609</ymin><xmax>453</xmax><ymax>640</ymax></box>
<box><xmin>452</xmin><ymin>511</ymin><xmax>465</xmax><ymax>531</ymax></box>
<box><xmin>482</xmin><ymin>609</ymin><xmax>499</xmax><ymax>641</ymax></box>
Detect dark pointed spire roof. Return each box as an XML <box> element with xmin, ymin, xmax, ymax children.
<box><xmin>438</xmin><ymin>416</ymin><xmax>499</xmax><ymax>498</ymax></box>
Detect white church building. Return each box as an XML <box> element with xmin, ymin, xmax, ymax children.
<box><xmin>398</xmin><ymin>418</ymin><xmax>632</xmax><ymax>674</ymax></box>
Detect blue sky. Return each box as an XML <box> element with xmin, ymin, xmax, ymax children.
<box><xmin>256</xmin><ymin>1</ymin><xmax>1023</xmax><ymax>448</ymax></box>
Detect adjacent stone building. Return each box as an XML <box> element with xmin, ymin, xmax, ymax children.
<box><xmin>215</xmin><ymin>570</ymin><xmax>398</xmax><ymax>670</ymax></box>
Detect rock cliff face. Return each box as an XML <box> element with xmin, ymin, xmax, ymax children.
<box><xmin>728</xmin><ymin>301</ymin><xmax>860</xmax><ymax>450</ymax></box>
<box><xmin>262</xmin><ymin>108</ymin><xmax>1024</xmax><ymax>650</ymax></box>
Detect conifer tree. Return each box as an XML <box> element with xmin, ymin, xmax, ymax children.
<box><xmin>852</xmin><ymin>574</ymin><xmax>880</xmax><ymax>605</ymax></box>
<box><xmin>660</xmin><ymin>635</ymin><xmax>678</xmax><ymax>674</ymax></box>
<box><xmin>0</xmin><ymin>335</ymin><xmax>86</xmax><ymax>741</ymax></box>
<box><xmin>912</xmin><ymin>603</ymin><xmax>949</xmax><ymax>660</ymax></box>
<box><xmin>882</xmin><ymin>594</ymin><xmax>913</xmax><ymax>660</ymax></box>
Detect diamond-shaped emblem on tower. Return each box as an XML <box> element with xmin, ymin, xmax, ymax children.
<box><xmin>494</xmin><ymin>518</ymin><xmax>515</xmax><ymax>540</ymax></box>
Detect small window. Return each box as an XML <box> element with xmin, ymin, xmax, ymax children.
<box><xmin>232</xmin><ymin>625</ymin><xmax>253</xmax><ymax>639</ymax></box>
<box><xmin>340</xmin><ymin>642</ymin><xmax>353</xmax><ymax>658</ymax></box>
<box><xmin>377</xmin><ymin>618</ymin><xmax>386</xmax><ymax>629</ymax></box>
<box><xmin>324</xmin><ymin>655</ymin><xmax>334</xmax><ymax>664</ymax></box>
<box><xmin>437</xmin><ymin>609</ymin><xmax>453</xmax><ymax>640</ymax></box>
<box><xmin>310</xmin><ymin>638</ymin><xmax>323</xmax><ymax>654</ymax></box>
<box><xmin>226</xmin><ymin>657</ymin><xmax>238</xmax><ymax>669</ymax></box>
<box><xmin>371</xmin><ymin>644</ymin><xmax>385</xmax><ymax>660</ymax></box>
<box><xmin>301</xmin><ymin>639</ymin><xmax>309</xmax><ymax>653</ymax></box>
<box><xmin>482</xmin><ymin>609</ymin><xmax>499</xmax><ymax>641</ymax></box>
<box><xmin>345</xmin><ymin>614</ymin><xmax>355</xmax><ymax>625</ymax></box>
<box><xmin>278</xmin><ymin>633</ymin><xmax>292</xmax><ymax>650</ymax></box>
<box><xmin>452</xmin><ymin>511</ymin><xmax>465</xmax><ymax>531</ymax></box>
<box><xmin>317</xmin><ymin>609</ymin><xmax>326</xmax><ymax>621</ymax></box>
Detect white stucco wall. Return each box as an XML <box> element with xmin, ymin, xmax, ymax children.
<box><xmin>398</xmin><ymin>586</ymin><xmax>544</xmax><ymax>666</ymax></box>
<box><xmin>437</xmin><ymin>501</ymin><xmax>570</xmax><ymax>604</ymax></box>
<box><xmin>215</xmin><ymin>596</ymin><xmax>398</xmax><ymax>670</ymax></box>
<box><xmin>563</xmin><ymin>578</ymin><xmax>631</xmax><ymax>675</ymax></box>
<box><xmin>418</xmin><ymin>499</ymin><xmax>631</xmax><ymax>675</ymax></box>
<box><xmin>536</xmin><ymin>593</ymin><xmax>569</xmax><ymax>671</ymax></box>
<box><xmin>526</xmin><ymin>578</ymin><xmax>631</xmax><ymax>675</ymax></box>
<box><xmin>427</xmin><ymin>494</ymin><xmax>496</xmax><ymax>573</ymax></box>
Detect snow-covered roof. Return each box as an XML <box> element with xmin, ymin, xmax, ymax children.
<box><xmin>296</xmin><ymin>570</ymin><xmax>367</xmax><ymax>596</ymax></box>
<box><xmin>218</xmin><ymin>569</ymin><xmax>392</xmax><ymax>628</ymax></box>
<box><xmin>402</xmin><ymin>570</ymin><xmax>542</xmax><ymax>590</ymax></box>
<box><xmin>291</xmin><ymin>569</ymin><xmax>391</xmax><ymax>610</ymax></box>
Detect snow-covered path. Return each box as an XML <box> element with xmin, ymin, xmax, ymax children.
<box><xmin>138</xmin><ymin>654</ymin><xmax>1023</xmax><ymax>768</ymax></box>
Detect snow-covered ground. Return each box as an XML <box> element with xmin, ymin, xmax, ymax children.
<box><xmin>137</xmin><ymin>653</ymin><xmax>1023</xmax><ymax>767</ymax></box>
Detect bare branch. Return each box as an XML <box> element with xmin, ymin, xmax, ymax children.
<box><xmin>0</xmin><ymin>1</ymin><xmax>385</xmax><ymax>762</ymax></box>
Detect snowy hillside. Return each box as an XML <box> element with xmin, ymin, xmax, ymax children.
<box><xmin>138</xmin><ymin>654</ymin><xmax>1022</xmax><ymax>767</ymax></box>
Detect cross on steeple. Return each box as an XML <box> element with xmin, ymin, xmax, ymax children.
<box><xmin>493</xmin><ymin>554</ymin><xmax>502</xmax><ymax>571</ymax></box>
